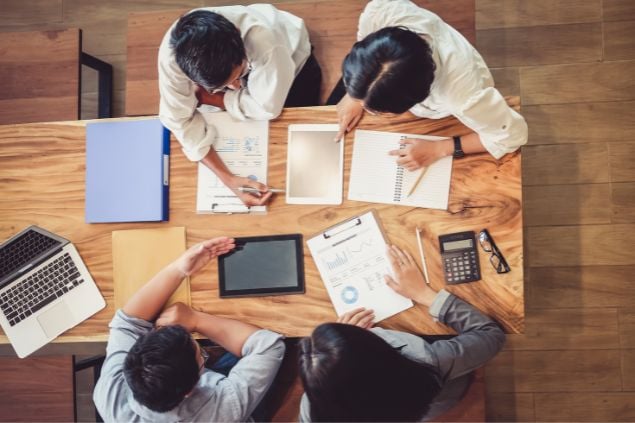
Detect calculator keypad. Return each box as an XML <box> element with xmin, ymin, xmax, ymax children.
<box><xmin>443</xmin><ymin>251</ymin><xmax>480</xmax><ymax>284</ymax></box>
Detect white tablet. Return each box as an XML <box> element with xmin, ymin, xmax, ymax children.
<box><xmin>286</xmin><ymin>124</ymin><xmax>344</xmax><ymax>205</ymax></box>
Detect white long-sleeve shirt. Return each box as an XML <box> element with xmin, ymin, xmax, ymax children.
<box><xmin>358</xmin><ymin>0</ymin><xmax>528</xmax><ymax>158</ymax></box>
<box><xmin>158</xmin><ymin>5</ymin><xmax>310</xmax><ymax>161</ymax></box>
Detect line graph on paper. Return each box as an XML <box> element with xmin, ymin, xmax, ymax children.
<box><xmin>346</xmin><ymin>238</ymin><xmax>374</xmax><ymax>257</ymax></box>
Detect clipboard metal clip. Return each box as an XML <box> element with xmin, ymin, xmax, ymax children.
<box><xmin>323</xmin><ymin>218</ymin><xmax>361</xmax><ymax>239</ymax></box>
<box><xmin>211</xmin><ymin>203</ymin><xmax>251</xmax><ymax>214</ymax></box>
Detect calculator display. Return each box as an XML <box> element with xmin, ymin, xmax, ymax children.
<box><xmin>443</xmin><ymin>239</ymin><xmax>473</xmax><ymax>251</ymax></box>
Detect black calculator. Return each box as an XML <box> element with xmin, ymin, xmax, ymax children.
<box><xmin>439</xmin><ymin>231</ymin><xmax>481</xmax><ymax>284</ymax></box>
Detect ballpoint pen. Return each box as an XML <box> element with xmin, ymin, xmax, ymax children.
<box><xmin>416</xmin><ymin>227</ymin><xmax>431</xmax><ymax>285</ymax></box>
<box><xmin>237</xmin><ymin>187</ymin><xmax>286</xmax><ymax>194</ymax></box>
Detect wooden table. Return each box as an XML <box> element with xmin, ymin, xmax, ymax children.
<box><xmin>125</xmin><ymin>0</ymin><xmax>475</xmax><ymax>115</ymax></box>
<box><xmin>0</xmin><ymin>104</ymin><xmax>523</xmax><ymax>343</ymax></box>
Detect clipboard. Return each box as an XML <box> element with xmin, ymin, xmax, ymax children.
<box><xmin>306</xmin><ymin>209</ymin><xmax>413</xmax><ymax>322</ymax></box>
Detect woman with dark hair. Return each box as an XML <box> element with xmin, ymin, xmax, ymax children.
<box><xmin>298</xmin><ymin>245</ymin><xmax>506</xmax><ymax>421</ymax></box>
<box><xmin>332</xmin><ymin>0</ymin><xmax>527</xmax><ymax>172</ymax></box>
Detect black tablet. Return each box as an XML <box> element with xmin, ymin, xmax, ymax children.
<box><xmin>218</xmin><ymin>234</ymin><xmax>305</xmax><ymax>298</ymax></box>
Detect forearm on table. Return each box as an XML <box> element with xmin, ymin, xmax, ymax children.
<box><xmin>200</xmin><ymin>148</ymin><xmax>236</xmax><ymax>186</ymax></box>
<box><xmin>458</xmin><ymin>132</ymin><xmax>488</xmax><ymax>154</ymax></box>
<box><xmin>194</xmin><ymin>312</ymin><xmax>261</xmax><ymax>357</ymax></box>
<box><xmin>123</xmin><ymin>263</ymin><xmax>185</xmax><ymax>321</ymax></box>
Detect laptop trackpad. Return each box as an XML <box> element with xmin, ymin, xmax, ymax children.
<box><xmin>37</xmin><ymin>301</ymin><xmax>74</xmax><ymax>338</ymax></box>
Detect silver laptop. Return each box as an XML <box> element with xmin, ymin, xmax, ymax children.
<box><xmin>0</xmin><ymin>226</ymin><xmax>105</xmax><ymax>357</ymax></box>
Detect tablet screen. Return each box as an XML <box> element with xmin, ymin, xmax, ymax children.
<box><xmin>287</xmin><ymin>125</ymin><xmax>343</xmax><ymax>204</ymax></box>
<box><xmin>218</xmin><ymin>234</ymin><xmax>305</xmax><ymax>297</ymax></box>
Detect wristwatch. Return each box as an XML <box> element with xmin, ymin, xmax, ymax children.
<box><xmin>452</xmin><ymin>136</ymin><xmax>465</xmax><ymax>159</ymax></box>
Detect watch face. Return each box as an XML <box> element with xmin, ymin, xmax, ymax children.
<box><xmin>454</xmin><ymin>150</ymin><xmax>466</xmax><ymax>159</ymax></box>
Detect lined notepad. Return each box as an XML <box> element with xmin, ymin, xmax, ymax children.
<box><xmin>348</xmin><ymin>130</ymin><xmax>453</xmax><ymax>210</ymax></box>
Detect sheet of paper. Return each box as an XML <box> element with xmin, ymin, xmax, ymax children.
<box><xmin>348</xmin><ymin>130</ymin><xmax>453</xmax><ymax>210</ymax></box>
<box><xmin>307</xmin><ymin>211</ymin><xmax>413</xmax><ymax>322</ymax></box>
<box><xmin>196</xmin><ymin>111</ymin><xmax>268</xmax><ymax>213</ymax></box>
<box><xmin>112</xmin><ymin>227</ymin><xmax>189</xmax><ymax>310</ymax></box>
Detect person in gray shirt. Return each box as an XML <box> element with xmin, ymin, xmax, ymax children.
<box><xmin>93</xmin><ymin>236</ymin><xmax>285</xmax><ymax>422</ymax></box>
<box><xmin>298</xmin><ymin>244</ymin><xmax>506</xmax><ymax>421</ymax></box>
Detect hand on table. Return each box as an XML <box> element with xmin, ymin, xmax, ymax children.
<box><xmin>174</xmin><ymin>237</ymin><xmax>235</xmax><ymax>277</ymax></box>
<box><xmin>335</xmin><ymin>94</ymin><xmax>364</xmax><ymax>141</ymax></box>
<box><xmin>230</xmin><ymin>175</ymin><xmax>273</xmax><ymax>207</ymax></box>
<box><xmin>156</xmin><ymin>302</ymin><xmax>200</xmax><ymax>332</ymax></box>
<box><xmin>337</xmin><ymin>307</ymin><xmax>375</xmax><ymax>329</ymax></box>
<box><xmin>388</xmin><ymin>138</ymin><xmax>453</xmax><ymax>171</ymax></box>
<box><xmin>384</xmin><ymin>245</ymin><xmax>438</xmax><ymax>307</ymax></box>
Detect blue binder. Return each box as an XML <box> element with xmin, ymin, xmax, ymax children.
<box><xmin>85</xmin><ymin>119</ymin><xmax>170</xmax><ymax>223</ymax></box>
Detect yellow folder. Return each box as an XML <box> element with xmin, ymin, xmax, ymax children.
<box><xmin>112</xmin><ymin>226</ymin><xmax>190</xmax><ymax>310</ymax></box>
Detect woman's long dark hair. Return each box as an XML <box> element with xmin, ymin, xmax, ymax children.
<box><xmin>343</xmin><ymin>26</ymin><xmax>436</xmax><ymax>114</ymax></box>
<box><xmin>299</xmin><ymin>323</ymin><xmax>442</xmax><ymax>421</ymax></box>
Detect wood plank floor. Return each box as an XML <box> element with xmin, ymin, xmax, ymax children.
<box><xmin>1</xmin><ymin>0</ymin><xmax>635</xmax><ymax>421</ymax></box>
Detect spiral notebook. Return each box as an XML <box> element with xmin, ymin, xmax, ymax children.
<box><xmin>348</xmin><ymin>130</ymin><xmax>453</xmax><ymax>210</ymax></box>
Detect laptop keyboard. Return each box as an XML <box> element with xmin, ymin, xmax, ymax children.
<box><xmin>0</xmin><ymin>229</ymin><xmax>61</xmax><ymax>281</ymax></box>
<box><xmin>0</xmin><ymin>253</ymin><xmax>84</xmax><ymax>327</ymax></box>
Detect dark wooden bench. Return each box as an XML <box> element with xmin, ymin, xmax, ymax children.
<box><xmin>125</xmin><ymin>0</ymin><xmax>475</xmax><ymax>116</ymax></box>
<box><xmin>0</xmin><ymin>29</ymin><xmax>113</xmax><ymax>124</ymax></box>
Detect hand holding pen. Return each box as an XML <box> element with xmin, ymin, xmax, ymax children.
<box><xmin>229</xmin><ymin>176</ymin><xmax>272</xmax><ymax>206</ymax></box>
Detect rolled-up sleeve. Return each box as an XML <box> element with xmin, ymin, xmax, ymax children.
<box><xmin>158</xmin><ymin>35</ymin><xmax>217</xmax><ymax>162</ymax></box>
<box><xmin>224</xmin><ymin>44</ymin><xmax>296</xmax><ymax>121</ymax></box>
<box><xmin>453</xmin><ymin>85</ymin><xmax>528</xmax><ymax>159</ymax></box>
<box><xmin>212</xmin><ymin>329</ymin><xmax>286</xmax><ymax>420</ymax></box>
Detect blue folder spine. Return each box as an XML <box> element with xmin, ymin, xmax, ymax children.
<box><xmin>162</xmin><ymin>127</ymin><xmax>170</xmax><ymax>221</ymax></box>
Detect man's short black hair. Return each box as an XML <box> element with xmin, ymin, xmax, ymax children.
<box><xmin>170</xmin><ymin>10</ymin><xmax>246</xmax><ymax>90</ymax></box>
<box><xmin>124</xmin><ymin>325</ymin><xmax>199</xmax><ymax>412</ymax></box>
<box><xmin>343</xmin><ymin>26</ymin><xmax>436</xmax><ymax>114</ymax></box>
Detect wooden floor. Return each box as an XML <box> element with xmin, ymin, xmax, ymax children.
<box><xmin>1</xmin><ymin>0</ymin><xmax>634</xmax><ymax>421</ymax></box>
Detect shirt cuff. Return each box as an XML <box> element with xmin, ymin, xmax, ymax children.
<box><xmin>428</xmin><ymin>289</ymin><xmax>454</xmax><ymax>321</ymax></box>
<box><xmin>241</xmin><ymin>329</ymin><xmax>284</xmax><ymax>356</ymax></box>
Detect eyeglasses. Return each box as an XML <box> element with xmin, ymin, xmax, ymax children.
<box><xmin>209</xmin><ymin>60</ymin><xmax>252</xmax><ymax>93</ymax></box>
<box><xmin>478</xmin><ymin>229</ymin><xmax>510</xmax><ymax>274</ymax></box>
<box><xmin>199</xmin><ymin>346</ymin><xmax>210</xmax><ymax>372</ymax></box>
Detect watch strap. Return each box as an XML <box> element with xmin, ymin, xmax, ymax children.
<box><xmin>453</xmin><ymin>136</ymin><xmax>465</xmax><ymax>159</ymax></box>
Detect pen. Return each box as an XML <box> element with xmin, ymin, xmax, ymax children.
<box><xmin>237</xmin><ymin>187</ymin><xmax>285</xmax><ymax>194</ymax></box>
<box><xmin>406</xmin><ymin>167</ymin><xmax>428</xmax><ymax>197</ymax></box>
<box><xmin>416</xmin><ymin>227</ymin><xmax>431</xmax><ymax>286</ymax></box>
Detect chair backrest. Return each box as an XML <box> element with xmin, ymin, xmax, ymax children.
<box><xmin>125</xmin><ymin>0</ymin><xmax>474</xmax><ymax>116</ymax></box>
<box><xmin>0</xmin><ymin>29</ymin><xmax>81</xmax><ymax>124</ymax></box>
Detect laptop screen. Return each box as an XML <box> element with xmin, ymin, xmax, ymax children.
<box><xmin>0</xmin><ymin>229</ymin><xmax>62</xmax><ymax>282</ymax></box>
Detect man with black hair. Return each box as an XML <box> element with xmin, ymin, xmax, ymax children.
<box><xmin>332</xmin><ymin>0</ymin><xmax>527</xmax><ymax>170</ymax></box>
<box><xmin>159</xmin><ymin>6</ymin><xmax>321</xmax><ymax>206</ymax></box>
<box><xmin>93</xmin><ymin>237</ymin><xmax>286</xmax><ymax>421</ymax></box>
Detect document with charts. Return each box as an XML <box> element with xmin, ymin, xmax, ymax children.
<box><xmin>349</xmin><ymin>130</ymin><xmax>453</xmax><ymax>210</ymax></box>
<box><xmin>196</xmin><ymin>110</ymin><xmax>268</xmax><ymax>213</ymax></box>
<box><xmin>307</xmin><ymin>210</ymin><xmax>413</xmax><ymax>322</ymax></box>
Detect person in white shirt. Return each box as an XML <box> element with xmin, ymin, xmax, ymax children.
<box><xmin>158</xmin><ymin>5</ymin><xmax>321</xmax><ymax>206</ymax></box>
<box><xmin>331</xmin><ymin>0</ymin><xmax>528</xmax><ymax>169</ymax></box>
